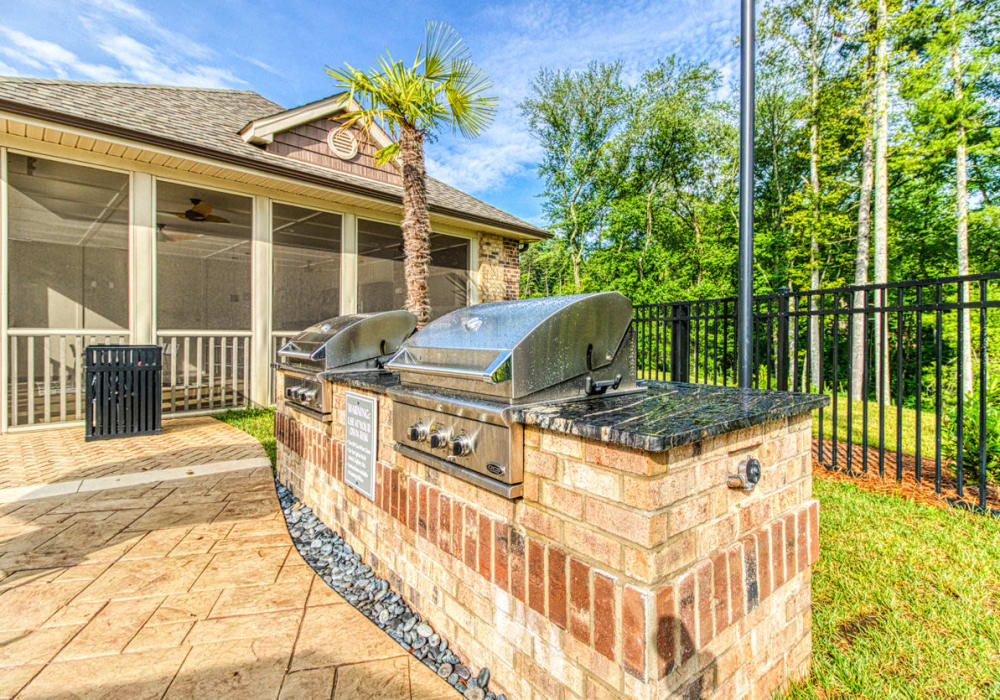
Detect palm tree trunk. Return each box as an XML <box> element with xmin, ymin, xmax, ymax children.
<box><xmin>952</xmin><ymin>41</ymin><xmax>973</xmax><ymax>397</ymax></box>
<box><xmin>399</xmin><ymin>126</ymin><xmax>432</xmax><ymax>326</ymax></box>
<box><xmin>873</xmin><ymin>0</ymin><xmax>890</xmax><ymax>407</ymax></box>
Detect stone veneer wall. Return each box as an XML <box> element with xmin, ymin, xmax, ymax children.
<box><xmin>478</xmin><ymin>233</ymin><xmax>521</xmax><ymax>302</ymax></box>
<box><xmin>275</xmin><ymin>380</ymin><xmax>818</xmax><ymax>699</ymax></box>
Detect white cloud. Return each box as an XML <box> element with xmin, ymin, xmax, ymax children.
<box><xmin>238</xmin><ymin>54</ymin><xmax>284</xmax><ymax>77</ymax></box>
<box><xmin>0</xmin><ymin>47</ymin><xmax>45</xmax><ymax>71</ymax></box>
<box><xmin>80</xmin><ymin>0</ymin><xmax>214</xmax><ymax>60</ymax></box>
<box><xmin>0</xmin><ymin>27</ymin><xmax>122</xmax><ymax>81</ymax></box>
<box><xmin>1</xmin><ymin>28</ymin><xmax>77</xmax><ymax>67</ymax></box>
<box><xmin>0</xmin><ymin>1</ymin><xmax>244</xmax><ymax>89</ymax></box>
<box><xmin>426</xmin><ymin>120</ymin><xmax>542</xmax><ymax>192</ymax></box>
<box><xmin>96</xmin><ymin>34</ymin><xmax>243</xmax><ymax>88</ymax></box>
<box><xmin>425</xmin><ymin>0</ymin><xmax>740</xmax><ymax>195</ymax></box>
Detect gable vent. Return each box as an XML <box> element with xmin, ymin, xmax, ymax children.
<box><xmin>327</xmin><ymin>127</ymin><xmax>359</xmax><ymax>160</ymax></box>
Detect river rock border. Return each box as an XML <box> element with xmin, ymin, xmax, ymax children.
<box><xmin>275</xmin><ymin>480</ymin><xmax>503</xmax><ymax>700</ymax></box>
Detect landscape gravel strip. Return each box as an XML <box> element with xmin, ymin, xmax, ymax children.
<box><xmin>276</xmin><ymin>480</ymin><xmax>503</xmax><ymax>700</ymax></box>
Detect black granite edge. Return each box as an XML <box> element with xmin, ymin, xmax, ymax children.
<box><xmin>319</xmin><ymin>369</ymin><xmax>401</xmax><ymax>395</ymax></box>
<box><xmin>322</xmin><ymin>372</ymin><xmax>828</xmax><ymax>453</ymax></box>
<box><xmin>510</xmin><ymin>381</ymin><xmax>829</xmax><ymax>452</ymax></box>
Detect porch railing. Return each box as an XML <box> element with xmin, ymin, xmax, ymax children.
<box><xmin>156</xmin><ymin>331</ymin><xmax>251</xmax><ymax>414</ymax></box>
<box><xmin>633</xmin><ymin>272</ymin><xmax>1000</xmax><ymax>515</ymax></box>
<box><xmin>6</xmin><ymin>329</ymin><xmax>130</xmax><ymax>427</ymax></box>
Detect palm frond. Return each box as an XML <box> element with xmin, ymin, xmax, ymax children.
<box><xmin>423</xmin><ymin>21</ymin><xmax>468</xmax><ymax>80</ymax></box>
<box><xmin>373</xmin><ymin>142</ymin><xmax>401</xmax><ymax>166</ymax></box>
<box><xmin>325</xmin><ymin>22</ymin><xmax>495</xmax><ymax>146</ymax></box>
<box><xmin>442</xmin><ymin>58</ymin><xmax>497</xmax><ymax>137</ymax></box>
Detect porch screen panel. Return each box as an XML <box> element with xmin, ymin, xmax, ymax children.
<box><xmin>5</xmin><ymin>154</ymin><xmax>130</xmax><ymax>426</ymax></box>
<box><xmin>272</xmin><ymin>203</ymin><xmax>342</xmax><ymax>332</ymax></box>
<box><xmin>6</xmin><ymin>153</ymin><xmax>129</xmax><ymax>330</ymax></box>
<box><xmin>155</xmin><ymin>181</ymin><xmax>252</xmax><ymax>331</ymax></box>
<box><xmin>357</xmin><ymin>218</ymin><xmax>469</xmax><ymax>319</ymax></box>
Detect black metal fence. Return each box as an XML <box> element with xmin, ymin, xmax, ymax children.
<box><xmin>633</xmin><ymin>272</ymin><xmax>1000</xmax><ymax>516</ymax></box>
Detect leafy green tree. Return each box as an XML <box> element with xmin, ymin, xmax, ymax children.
<box><xmin>329</xmin><ymin>22</ymin><xmax>496</xmax><ymax>325</ymax></box>
<box><xmin>518</xmin><ymin>0</ymin><xmax>1000</xmax><ymax>407</ymax></box>
<box><xmin>898</xmin><ymin>0</ymin><xmax>1000</xmax><ymax>394</ymax></box>
<box><xmin>762</xmin><ymin>0</ymin><xmax>849</xmax><ymax>390</ymax></box>
<box><xmin>520</xmin><ymin>62</ymin><xmax>630</xmax><ymax>292</ymax></box>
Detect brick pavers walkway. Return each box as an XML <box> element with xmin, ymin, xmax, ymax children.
<box><xmin>0</xmin><ymin>429</ymin><xmax>453</xmax><ymax>698</ymax></box>
<box><xmin>0</xmin><ymin>418</ymin><xmax>265</xmax><ymax>490</ymax></box>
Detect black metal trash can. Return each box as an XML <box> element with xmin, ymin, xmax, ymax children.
<box><xmin>84</xmin><ymin>345</ymin><xmax>162</xmax><ymax>441</ymax></box>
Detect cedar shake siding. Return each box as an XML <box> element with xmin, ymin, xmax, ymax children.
<box><xmin>266</xmin><ymin>116</ymin><xmax>402</xmax><ymax>186</ymax></box>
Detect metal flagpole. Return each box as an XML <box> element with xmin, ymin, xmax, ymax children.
<box><xmin>737</xmin><ymin>0</ymin><xmax>757</xmax><ymax>389</ymax></box>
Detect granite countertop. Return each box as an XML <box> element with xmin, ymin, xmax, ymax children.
<box><xmin>509</xmin><ymin>381</ymin><xmax>829</xmax><ymax>452</ymax></box>
<box><xmin>321</xmin><ymin>371</ymin><xmax>828</xmax><ymax>453</ymax></box>
<box><xmin>320</xmin><ymin>369</ymin><xmax>401</xmax><ymax>394</ymax></box>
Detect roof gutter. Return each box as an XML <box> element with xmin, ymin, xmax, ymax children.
<box><xmin>0</xmin><ymin>98</ymin><xmax>551</xmax><ymax>240</ymax></box>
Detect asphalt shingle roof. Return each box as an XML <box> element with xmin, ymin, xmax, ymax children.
<box><xmin>0</xmin><ymin>76</ymin><xmax>547</xmax><ymax>237</ymax></box>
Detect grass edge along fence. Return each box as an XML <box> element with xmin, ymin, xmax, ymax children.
<box><xmin>633</xmin><ymin>272</ymin><xmax>1000</xmax><ymax>516</ymax></box>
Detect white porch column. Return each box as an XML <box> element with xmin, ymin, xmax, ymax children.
<box><xmin>250</xmin><ymin>195</ymin><xmax>273</xmax><ymax>406</ymax></box>
<box><xmin>467</xmin><ymin>234</ymin><xmax>480</xmax><ymax>305</ymax></box>
<box><xmin>1</xmin><ymin>147</ymin><xmax>8</xmax><ymax>433</ymax></box>
<box><xmin>129</xmin><ymin>172</ymin><xmax>156</xmax><ymax>344</ymax></box>
<box><xmin>340</xmin><ymin>212</ymin><xmax>358</xmax><ymax>314</ymax></box>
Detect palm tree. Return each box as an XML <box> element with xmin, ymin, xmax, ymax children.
<box><xmin>328</xmin><ymin>22</ymin><xmax>496</xmax><ymax>326</ymax></box>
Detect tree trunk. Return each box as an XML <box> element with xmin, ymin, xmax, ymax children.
<box><xmin>693</xmin><ymin>217</ymin><xmax>704</xmax><ymax>288</ymax></box>
<box><xmin>851</xmin><ymin>55</ymin><xmax>876</xmax><ymax>402</ymax></box>
<box><xmin>953</xmin><ymin>41</ymin><xmax>973</xmax><ymax>397</ymax></box>
<box><xmin>399</xmin><ymin>127</ymin><xmax>432</xmax><ymax>326</ymax></box>
<box><xmin>873</xmin><ymin>0</ymin><xmax>890</xmax><ymax>406</ymax></box>
<box><xmin>808</xmin><ymin>39</ymin><xmax>822</xmax><ymax>393</ymax></box>
<box><xmin>644</xmin><ymin>187</ymin><xmax>654</xmax><ymax>250</ymax></box>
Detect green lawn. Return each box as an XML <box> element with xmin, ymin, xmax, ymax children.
<box><xmin>215</xmin><ymin>406</ymin><xmax>276</xmax><ymax>468</ymax></box>
<box><xmin>637</xmin><ymin>373</ymin><xmax>942</xmax><ymax>460</ymax></box>
<box><xmin>216</xmin><ymin>406</ymin><xmax>1000</xmax><ymax>697</ymax></box>
<box><xmin>812</xmin><ymin>395</ymin><xmax>941</xmax><ymax>462</ymax></box>
<box><xmin>785</xmin><ymin>477</ymin><xmax>1000</xmax><ymax>698</ymax></box>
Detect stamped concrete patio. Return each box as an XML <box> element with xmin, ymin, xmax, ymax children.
<box><xmin>0</xmin><ymin>418</ymin><xmax>453</xmax><ymax>699</ymax></box>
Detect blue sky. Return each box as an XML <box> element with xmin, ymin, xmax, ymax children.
<box><xmin>1</xmin><ymin>0</ymin><xmax>740</xmax><ymax>225</ymax></box>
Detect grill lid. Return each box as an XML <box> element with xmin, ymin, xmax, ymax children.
<box><xmin>386</xmin><ymin>292</ymin><xmax>638</xmax><ymax>403</ymax></box>
<box><xmin>278</xmin><ymin>310</ymin><xmax>416</xmax><ymax>372</ymax></box>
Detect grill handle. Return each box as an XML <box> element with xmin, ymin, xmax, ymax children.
<box><xmin>389</xmin><ymin>351</ymin><xmax>511</xmax><ymax>384</ymax></box>
<box><xmin>277</xmin><ymin>349</ymin><xmax>315</xmax><ymax>362</ymax></box>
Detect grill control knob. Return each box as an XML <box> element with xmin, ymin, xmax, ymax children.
<box><xmin>450</xmin><ymin>434</ymin><xmax>474</xmax><ymax>457</ymax></box>
<box><xmin>429</xmin><ymin>427</ymin><xmax>451</xmax><ymax>449</ymax></box>
<box><xmin>407</xmin><ymin>422</ymin><xmax>430</xmax><ymax>442</ymax></box>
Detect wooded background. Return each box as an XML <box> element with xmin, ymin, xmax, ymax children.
<box><xmin>519</xmin><ymin>0</ymin><xmax>998</xmax><ymax>305</ymax></box>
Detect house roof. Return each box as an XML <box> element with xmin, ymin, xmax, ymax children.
<box><xmin>0</xmin><ymin>76</ymin><xmax>549</xmax><ymax>239</ymax></box>
<box><xmin>238</xmin><ymin>93</ymin><xmax>396</xmax><ymax>150</ymax></box>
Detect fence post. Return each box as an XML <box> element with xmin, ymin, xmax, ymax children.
<box><xmin>670</xmin><ymin>303</ymin><xmax>690</xmax><ymax>383</ymax></box>
<box><xmin>777</xmin><ymin>287</ymin><xmax>791</xmax><ymax>391</ymax></box>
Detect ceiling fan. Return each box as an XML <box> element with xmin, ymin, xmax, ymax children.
<box><xmin>163</xmin><ymin>198</ymin><xmax>230</xmax><ymax>224</ymax></box>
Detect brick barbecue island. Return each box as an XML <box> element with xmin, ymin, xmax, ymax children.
<box><xmin>275</xmin><ymin>371</ymin><xmax>825</xmax><ymax>700</ymax></box>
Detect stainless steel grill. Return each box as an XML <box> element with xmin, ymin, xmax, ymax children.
<box><xmin>387</xmin><ymin>293</ymin><xmax>640</xmax><ymax>498</ymax></box>
<box><xmin>276</xmin><ymin>310</ymin><xmax>416</xmax><ymax>418</ymax></box>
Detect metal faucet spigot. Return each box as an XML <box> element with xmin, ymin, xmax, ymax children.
<box><xmin>728</xmin><ymin>457</ymin><xmax>762</xmax><ymax>491</ymax></box>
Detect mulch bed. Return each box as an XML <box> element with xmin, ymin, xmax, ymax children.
<box><xmin>812</xmin><ymin>438</ymin><xmax>1000</xmax><ymax>516</ymax></box>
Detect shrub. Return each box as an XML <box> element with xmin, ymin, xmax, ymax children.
<box><xmin>946</xmin><ymin>373</ymin><xmax>1000</xmax><ymax>484</ymax></box>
